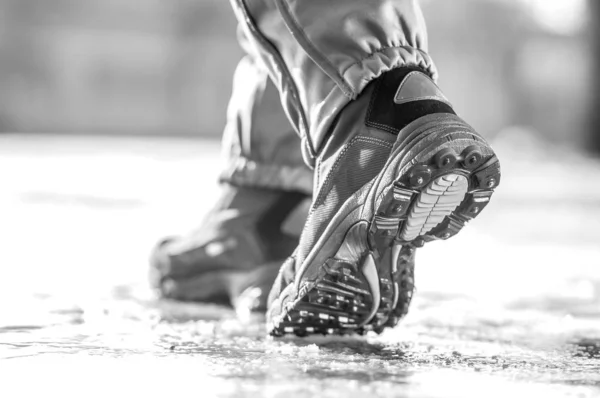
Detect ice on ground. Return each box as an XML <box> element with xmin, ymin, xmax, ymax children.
<box><xmin>1</xmin><ymin>135</ymin><xmax>599</xmax><ymax>397</ymax></box>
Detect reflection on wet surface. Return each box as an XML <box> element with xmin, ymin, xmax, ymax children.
<box><xmin>0</xmin><ymin>135</ymin><xmax>599</xmax><ymax>397</ymax></box>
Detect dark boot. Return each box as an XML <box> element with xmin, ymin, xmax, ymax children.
<box><xmin>266</xmin><ymin>69</ymin><xmax>501</xmax><ymax>336</ymax></box>
<box><xmin>150</xmin><ymin>184</ymin><xmax>309</xmax><ymax>308</ymax></box>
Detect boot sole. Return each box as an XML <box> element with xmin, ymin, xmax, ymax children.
<box><xmin>269</xmin><ymin>113</ymin><xmax>500</xmax><ymax>337</ymax></box>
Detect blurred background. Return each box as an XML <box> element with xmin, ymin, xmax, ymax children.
<box><xmin>1</xmin><ymin>0</ymin><xmax>599</xmax><ymax>395</ymax></box>
<box><xmin>0</xmin><ymin>0</ymin><xmax>594</xmax><ymax>149</ymax></box>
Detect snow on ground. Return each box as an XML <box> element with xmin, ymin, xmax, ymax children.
<box><xmin>0</xmin><ymin>133</ymin><xmax>599</xmax><ymax>397</ymax></box>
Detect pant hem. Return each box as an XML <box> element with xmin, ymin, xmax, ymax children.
<box><xmin>220</xmin><ymin>156</ymin><xmax>313</xmax><ymax>194</ymax></box>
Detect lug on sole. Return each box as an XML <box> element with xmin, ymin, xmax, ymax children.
<box><xmin>270</xmin><ymin>118</ymin><xmax>500</xmax><ymax>337</ymax></box>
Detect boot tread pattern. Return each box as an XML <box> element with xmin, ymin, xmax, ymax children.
<box><xmin>270</xmin><ymin>115</ymin><xmax>500</xmax><ymax>337</ymax></box>
<box><xmin>400</xmin><ymin>174</ymin><xmax>468</xmax><ymax>241</ymax></box>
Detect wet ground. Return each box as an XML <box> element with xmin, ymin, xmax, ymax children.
<box><xmin>1</xmin><ymin>132</ymin><xmax>599</xmax><ymax>397</ymax></box>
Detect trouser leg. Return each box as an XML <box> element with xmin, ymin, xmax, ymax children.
<box><xmin>219</xmin><ymin>28</ymin><xmax>313</xmax><ymax>195</ymax></box>
<box><xmin>230</xmin><ymin>0</ymin><xmax>436</xmax><ymax>167</ymax></box>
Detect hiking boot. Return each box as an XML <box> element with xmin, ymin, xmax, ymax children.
<box><xmin>266</xmin><ymin>68</ymin><xmax>501</xmax><ymax>336</ymax></box>
<box><xmin>150</xmin><ymin>184</ymin><xmax>309</xmax><ymax>307</ymax></box>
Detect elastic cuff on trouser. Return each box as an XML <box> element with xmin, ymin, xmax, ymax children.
<box><xmin>220</xmin><ymin>156</ymin><xmax>313</xmax><ymax>195</ymax></box>
<box><xmin>231</xmin><ymin>0</ymin><xmax>437</xmax><ymax>166</ymax></box>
